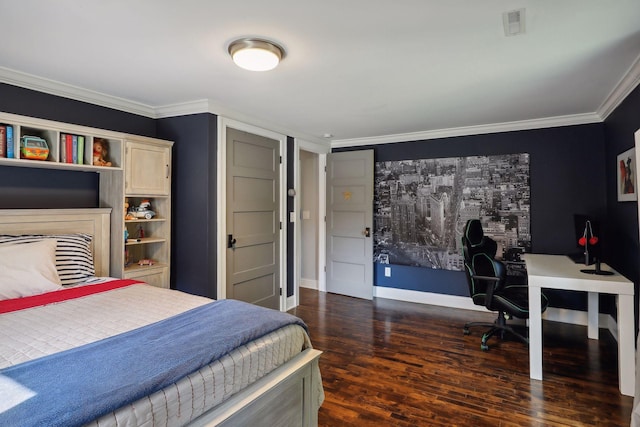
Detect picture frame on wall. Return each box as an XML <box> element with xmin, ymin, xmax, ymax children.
<box><xmin>617</xmin><ymin>147</ymin><xmax>637</xmax><ymax>202</ymax></box>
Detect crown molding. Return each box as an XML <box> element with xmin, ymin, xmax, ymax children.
<box><xmin>331</xmin><ymin>112</ymin><xmax>602</xmax><ymax>148</ymax></box>
<box><xmin>156</xmin><ymin>99</ymin><xmax>329</xmax><ymax>146</ymax></box>
<box><xmin>597</xmin><ymin>54</ymin><xmax>640</xmax><ymax>120</ymax></box>
<box><xmin>0</xmin><ymin>66</ymin><xmax>328</xmax><ymax>146</ymax></box>
<box><xmin>0</xmin><ymin>66</ymin><xmax>156</xmax><ymax>118</ymax></box>
<box><xmin>2</xmin><ymin>61</ymin><xmax>637</xmax><ymax>149</ymax></box>
<box><xmin>154</xmin><ymin>99</ymin><xmax>211</xmax><ymax>118</ymax></box>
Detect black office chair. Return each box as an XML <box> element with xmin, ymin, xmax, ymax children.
<box><xmin>461</xmin><ymin>219</ymin><xmax>549</xmax><ymax>350</ymax></box>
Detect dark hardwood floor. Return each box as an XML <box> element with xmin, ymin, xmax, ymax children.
<box><xmin>290</xmin><ymin>288</ymin><xmax>633</xmax><ymax>426</ymax></box>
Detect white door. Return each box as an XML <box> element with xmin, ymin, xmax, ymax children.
<box><xmin>326</xmin><ymin>150</ymin><xmax>374</xmax><ymax>299</ymax></box>
<box><xmin>226</xmin><ymin>128</ymin><xmax>280</xmax><ymax>309</ymax></box>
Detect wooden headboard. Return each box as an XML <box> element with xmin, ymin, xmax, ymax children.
<box><xmin>0</xmin><ymin>208</ymin><xmax>112</xmax><ymax>277</ymax></box>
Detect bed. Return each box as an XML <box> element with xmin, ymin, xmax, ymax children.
<box><xmin>0</xmin><ymin>208</ymin><xmax>323</xmax><ymax>427</ymax></box>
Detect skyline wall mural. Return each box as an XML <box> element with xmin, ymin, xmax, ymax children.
<box><xmin>374</xmin><ymin>153</ymin><xmax>530</xmax><ymax>271</ymax></box>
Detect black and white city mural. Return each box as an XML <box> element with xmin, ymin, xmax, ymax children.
<box><xmin>374</xmin><ymin>153</ymin><xmax>530</xmax><ymax>271</ymax></box>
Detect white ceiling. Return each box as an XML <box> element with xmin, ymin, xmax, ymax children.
<box><xmin>1</xmin><ymin>0</ymin><xmax>639</xmax><ymax>145</ymax></box>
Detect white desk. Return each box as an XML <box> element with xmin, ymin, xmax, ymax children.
<box><xmin>523</xmin><ymin>254</ymin><xmax>635</xmax><ymax>396</ymax></box>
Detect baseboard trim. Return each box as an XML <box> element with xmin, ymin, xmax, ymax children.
<box><xmin>286</xmin><ymin>295</ymin><xmax>297</xmax><ymax>312</ymax></box>
<box><xmin>300</xmin><ymin>278</ymin><xmax>318</xmax><ymax>290</ymax></box>
<box><xmin>373</xmin><ymin>286</ymin><xmax>619</xmax><ymax>342</ymax></box>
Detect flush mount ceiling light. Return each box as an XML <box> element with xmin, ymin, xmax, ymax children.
<box><xmin>228</xmin><ymin>38</ymin><xmax>285</xmax><ymax>71</ymax></box>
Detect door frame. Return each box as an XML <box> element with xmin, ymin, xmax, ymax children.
<box><xmin>292</xmin><ymin>139</ymin><xmax>329</xmax><ymax>309</ymax></box>
<box><xmin>217</xmin><ymin>116</ymin><xmax>287</xmax><ymax>311</ymax></box>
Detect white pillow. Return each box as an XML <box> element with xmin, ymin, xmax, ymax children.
<box><xmin>0</xmin><ymin>234</ymin><xmax>94</xmax><ymax>286</ymax></box>
<box><xmin>0</xmin><ymin>239</ymin><xmax>63</xmax><ymax>300</ymax></box>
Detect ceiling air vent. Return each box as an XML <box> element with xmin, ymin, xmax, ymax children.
<box><xmin>503</xmin><ymin>8</ymin><xmax>526</xmax><ymax>36</ymax></box>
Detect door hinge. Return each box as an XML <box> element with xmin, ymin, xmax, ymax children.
<box><xmin>324</xmin><ymin>266</ymin><xmax>327</xmax><ymax>272</ymax></box>
<box><xmin>280</xmin><ymin>221</ymin><xmax>282</xmax><ymax>230</ymax></box>
<box><xmin>279</xmin><ymin>156</ymin><xmax>282</xmax><ymax>164</ymax></box>
<box><xmin>280</xmin><ymin>288</ymin><xmax>282</xmax><ymax>296</ymax></box>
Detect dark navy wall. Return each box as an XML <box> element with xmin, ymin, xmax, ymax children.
<box><xmin>0</xmin><ymin>83</ymin><xmax>156</xmax><ymax>137</ymax></box>
<box><xmin>604</xmin><ymin>84</ymin><xmax>640</xmax><ymax>325</ymax></box>
<box><xmin>157</xmin><ymin>114</ymin><xmax>218</xmax><ymax>298</ymax></box>
<box><xmin>0</xmin><ymin>167</ymin><xmax>98</xmax><ymax>208</ymax></box>
<box><xmin>336</xmin><ymin>123</ymin><xmax>608</xmax><ymax>311</ymax></box>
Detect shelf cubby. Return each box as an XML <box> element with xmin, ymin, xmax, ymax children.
<box><xmin>0</xmin><ymin>112</ymin><xmax>124</xmax><ymax>171</ymax></box>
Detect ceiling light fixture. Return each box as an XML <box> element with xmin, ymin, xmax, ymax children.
<box><xmin>228</xmin><ymin>38</ymin><xmax>285</xmax><ymax>71</ymax></box>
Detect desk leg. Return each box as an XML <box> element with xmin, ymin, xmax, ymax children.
<box><xmin>617</xmin><ymin>294</ymin><xmax>634</xmax><ymax>396</ymax></box>
<box><xmin>528</xmin><ymin>284</ymin><xmax>543</xmax><ymax>380</ymax></box>
<box><xmin>587</xmin><ymin>292</ymin><xmax>598</xmax><ymax>340</ymax></box>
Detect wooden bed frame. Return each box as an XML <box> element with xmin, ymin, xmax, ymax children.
<box><xmin>0</xmin><ymin>208</ymin><xmax>323</xmax><ymax>427</ymax></box>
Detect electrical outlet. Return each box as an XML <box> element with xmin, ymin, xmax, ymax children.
<box><xmin>384</xmin><ymin>267</ymin><xmax>391</xmax><ymax>277</ymax></box>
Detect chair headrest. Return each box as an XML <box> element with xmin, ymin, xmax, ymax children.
<box><xmin>464</xmin><ymin>219</ymin><xmax>484</xmax><ymax>246</ymax></box>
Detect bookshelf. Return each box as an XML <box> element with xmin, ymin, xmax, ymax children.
<box><xmin>0</xmin><ymin>111</ymin><xmax>173</xmax><ymax>288</ymax></box>
<box><xmin>102</xmin><ymin>137</ymin><xmax>173</xmax><ymax>288</ymax></box>
<box><xmin>0</xmin><ymin>112</ymin><xmax>123</xmax><ymax>171</ymax></box>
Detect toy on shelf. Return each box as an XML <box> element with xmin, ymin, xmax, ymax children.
<box><xmin>128</xmin><ymin>199</ymin><xmax>156</xmax><ymax>220</ymax></box>
<box><xmin>20</xmin><ymin>136</ymin><xmax>49</xmax><ymax>161</ymax></box>
<box><xmin>138</xmin><ymin>259</ymin><xmax>154</xmax><ymax>266</ymax></box>
<box><xmin>124</xmin><ymin>199</ymin><xmax>135</xmax><ymax>220</ymax></box>
<box><xmin>93</xmin><ymin>138</ymin><xmax>112</xmax><ymax>167</ymax></box>
<box><xmin>136</xmin><ymin>224</ymin><xmax>145</xmax><ymax>239</ymax></box>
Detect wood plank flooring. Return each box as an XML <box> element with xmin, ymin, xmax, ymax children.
<box><xmin>289</xmin><ymin>288</ymin><xmax>633</xmax><ymax>426</ymax></box>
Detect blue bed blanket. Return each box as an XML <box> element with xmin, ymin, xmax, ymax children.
<box><xmin>0</xmin><ymin>299</ymin><xmax>308</xmax><ymax>427</ymax></box>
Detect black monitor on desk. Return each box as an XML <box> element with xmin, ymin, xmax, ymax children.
<box><xmin>570</xmin><ymin>214</ymin><xmax>613</xmax><ymax>275</ymax></box>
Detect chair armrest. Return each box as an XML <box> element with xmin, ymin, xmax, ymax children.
<box><xmin>471</xmin><ymin>274</ymin><xmax>501</xmax><ymax>310</ymax></box>
<box><xmin>470</xmin><ymin>275</ymin><xmax>500</xmax><ymax>282</ymax></box>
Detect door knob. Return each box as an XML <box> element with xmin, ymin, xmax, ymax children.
<box><xmin>228</xmin><ymin>234</ymin><xmax>237</xmax><ymax>249</ymax></box>
<box><xmin>363</xmin><ymin>227</ymin><xmax>371</xmax><ymax>237</ymax></box>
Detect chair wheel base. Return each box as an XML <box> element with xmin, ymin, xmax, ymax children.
<box><xmin>481</xmin><ymin>334</ymin><xmax>490</xmax><ymax>351</ymax></box>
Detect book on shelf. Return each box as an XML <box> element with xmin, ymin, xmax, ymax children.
<box><xmin>60</xmin><ymin>133</ymin><xmax>67</xmax><ymax>163</ymax></box>
<box><xmin>72</xmin><ymin>135</ymin><xmax>78</xmax><ymax>164</ymax></box>
<box><xmin>0</xmin><ymin>125</ymin><xmax>5</xmax><ymax>158</ymax></box>
<box><xmin>60</xmin><ymin>133</ymin><xmax>85</xmax><ymax>164</ymax></box>
<box><xmin>77</xmin><ymin>135</ymin><xmax>84</xmax><ymax>164</ymax></box>
<box><xmin>6</xmin><ymin>125</ymin><xmax>13</xmax><ymax>158</ymax></box>
<box><xmin>65</xmin><ymin>134</ymin><xmax>73</xmax><ymax>164</ymax></box>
